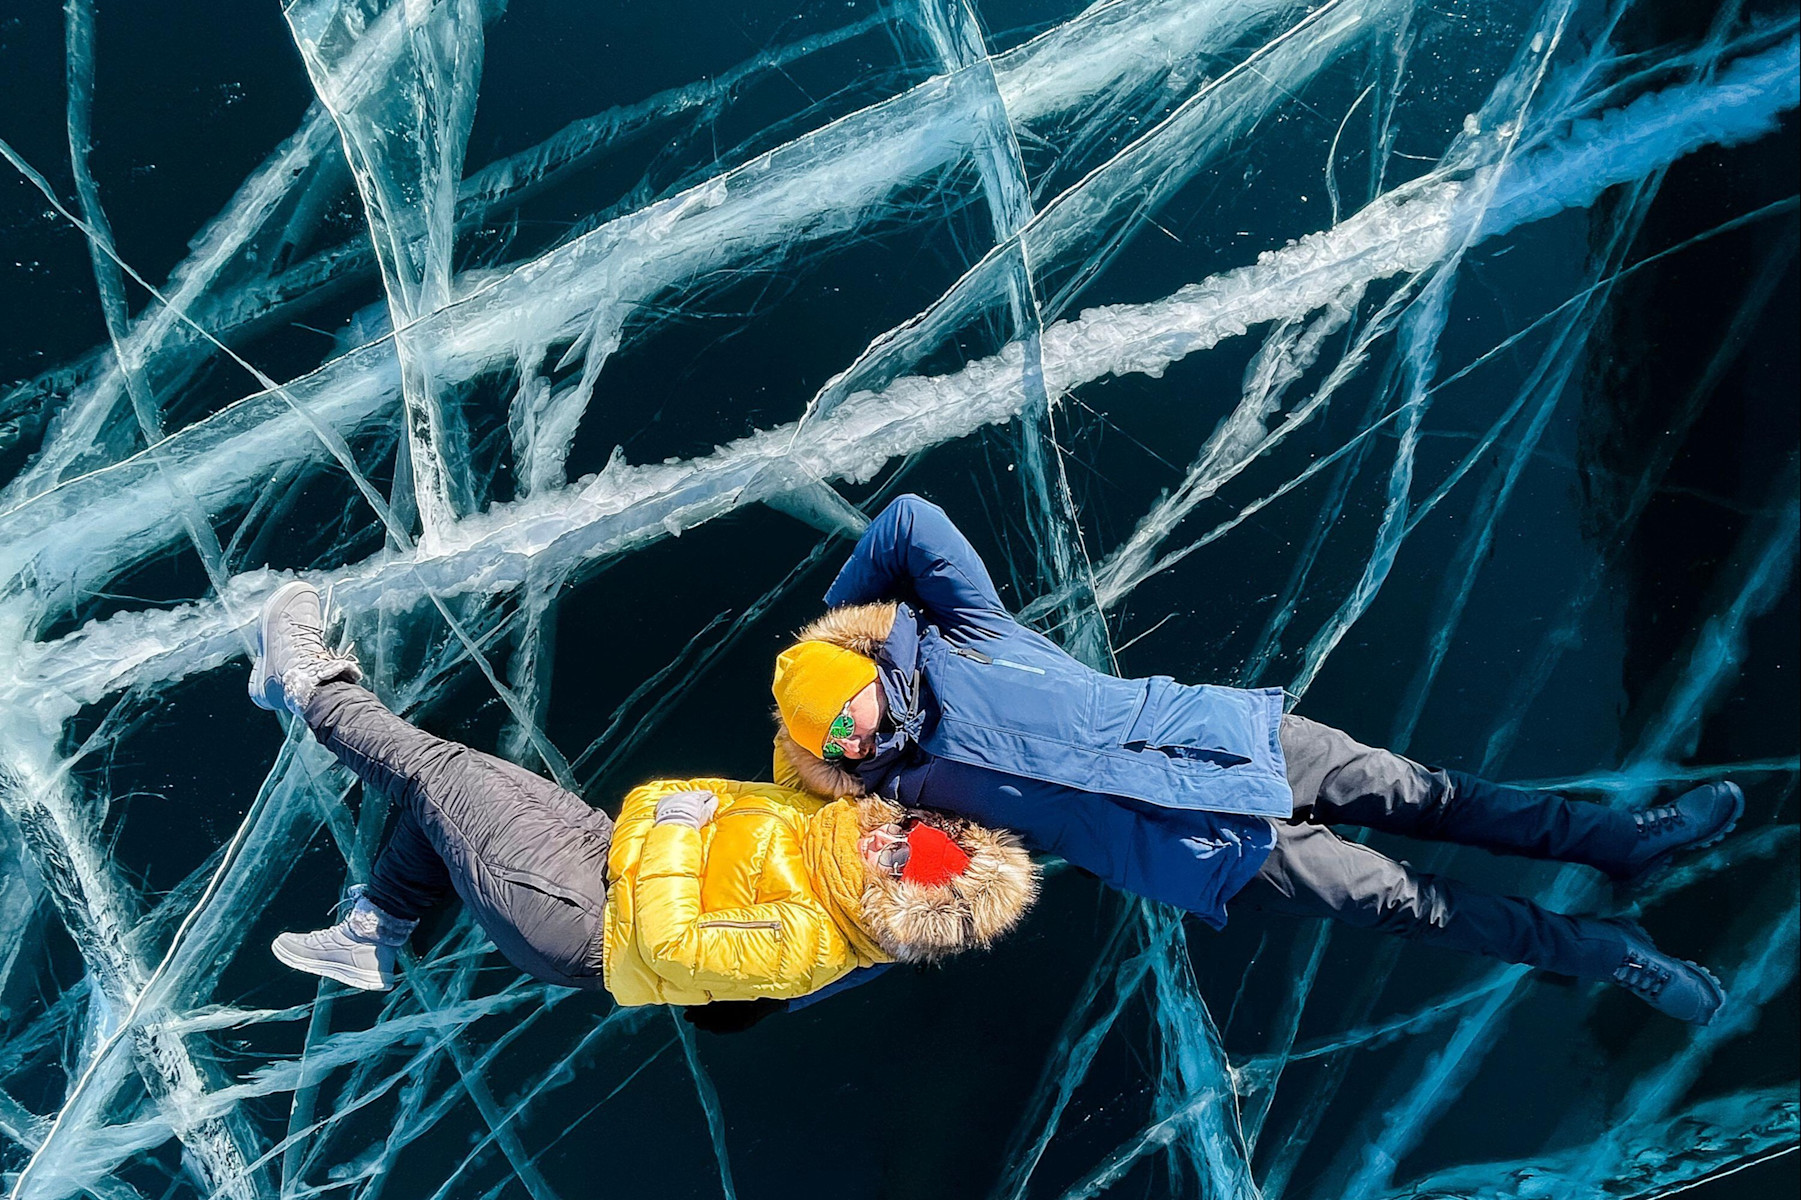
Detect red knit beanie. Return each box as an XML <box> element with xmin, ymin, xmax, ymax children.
<box><xmin>900</xmin><ymin>824</ymin><xmax>971</xmax><ymax>887</ymax></box>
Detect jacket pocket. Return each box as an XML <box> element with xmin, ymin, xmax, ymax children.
<box><xmin>493</xmin><ymin>863</ymin><xmax>596</xmax><ymax>910</ymax></box>
<box><xmin>951</xmin><ymin>644</ymin><xmax>1047</xmax><ymax>676</ymax></box>
<box><xmin>1121</xmin><ymin>681</ymin><xmax>1162</xmax><ymax>747</ymax></box>
<box><xmin>1119</xmin><ymin>678</ymin><xmax>1253</xmax><ymax>767</ymax></box>
<box><xmin>1146</xmin><ymin>745</ymin><xmax>1253</xmax><ymax>767</ymax></box>
<box><xmin>697</xmin><ymin>918</ymin><xmax>783</xmax><ymax>933</ymax></box>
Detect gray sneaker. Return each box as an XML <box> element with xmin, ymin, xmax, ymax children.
<box><xmin>249</xmin><ymin>580</ymin><xmax>362</xmax><ymax>715</ymax></box>
<box><xmin>271</xmin><ymin>889</ymin><xmax>416</xmax><ymax>992</ymax></box>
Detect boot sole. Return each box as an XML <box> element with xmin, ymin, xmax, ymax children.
<box><xmin>271</xmin><ymin>934</ymin><xmax>394</xmax><ymax>992</ymax></box>
<box><xmin>1688</xmin><ymin>960</ymin><xmax>1729</xmax><ymax>1027</ymax></box>
<box><xmin>1608</xmin><ymin>921</ymin><xmax>1730</xmax><ymax>1025</ymax></box>
<box><xmin>248</xmin><ymin>580</ymin><xmax>316</xmax><ymax>711</ymax></box>
<box><xmin>1621</xmin><ymin>781</ymin><xmax>1746</xmax><ymax>886</ymax></box>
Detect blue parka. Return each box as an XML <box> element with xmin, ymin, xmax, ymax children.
<box><xmin>775</xmin><ymin>496</ymin><xmax>1292</xmax><ymax>926</ymax></box>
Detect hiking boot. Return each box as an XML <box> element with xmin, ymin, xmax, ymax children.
<box><xmin>1607</xmin><ymin>920</ymin><xmax>1727</xmax><ymax>1025</ymax></box>
<box><xmin>1601</xmin><ymin>781</ymin><xmax>1745</xmax><ymax>883</ymax></box>
<box><xmin>249</xmin><ymin>580</ymin><xmax>362</xmax><ymax>715</ymax></box>
<box><xmin>271</xmin><ymin>888</ymin><xmax>415</xmax><ymax>992</ymax></box>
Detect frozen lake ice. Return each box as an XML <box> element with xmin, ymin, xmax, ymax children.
<box><xmin>0</xmin><ymin>1</ymin><xmax>1795</xmax><ymax>1197</ymax></box>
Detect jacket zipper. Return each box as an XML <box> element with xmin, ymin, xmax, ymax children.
<box><xmin>950</xmin><ymin>645</ymin><xmax>1046</xmax><ymax>675</ymax></box>
<box><xmin>698</xmin><ymin>918</ymin><xmax>783</xmax><ymax>931</ymax></box>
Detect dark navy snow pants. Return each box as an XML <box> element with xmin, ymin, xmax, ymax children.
<box><xmin>304</xmin><ymin>683</ymin><xmax>613</xmax><ymax>990</ymax></box>
<box><xmin>1231</xmin><ymin>716</ymin><xmax>1637</xmax><ymax>979</ymax></box>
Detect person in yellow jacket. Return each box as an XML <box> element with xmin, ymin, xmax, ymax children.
<box><xmin>604</xmin><ymin>778</ymin><xmax>1038</xmax><ymax>1006</ymax></box>
<box><xmin>254</xmin><ymin>582</ymin><xmax>1038</xmax><ymax>1007</ymax></box>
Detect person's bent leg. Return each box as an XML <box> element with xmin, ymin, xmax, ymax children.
<box><xmin>303</xmin><ymin>681</ymin><xmax>471</xmax><ymax>816</ymax></box>
<box><xmin>1233</xmin><ymin>822</ymin><xmax>1726</xmax><ymax>1023</ymax></box>
<box><xmin>256</xmin><ymin>582</ymin><xmax>612</xmax><ymax>990</ymax></box>
<box><xmin>302</xmin><ymin>681</ymin><xmax>614</xmax><ymax>989</ymax></box>
<box><xmin>271</xmin><ymin>688</ymin><xmax>461</xmax><ymax>990</ymax></box>
<box><xmin>362</xmin><ymin>804</ymin><xmax>453</xmax><ymax>922</ymax></box>
<box><xmin>1277</xmin><ymin>715</ymin><xmax>1737</xmax><ymax>878</ymax></box>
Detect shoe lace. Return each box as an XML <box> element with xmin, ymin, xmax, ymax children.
<box><xmin>337</xmin><ymin>884</ymin><xmax>414</xmax><ymax>944</ymax></box>
<box><xmin>1613</xmin><ymin>953</ymin><xmax>1671</xmax><ymax>998</ymax></box>
<box><xmin>281</xmin><ymin>585</ymin><xmax>360</xmax><ymax>668</ymax></box>
<box><xmin>302</xmin><ymin>924</ymin><xmax>361</xmax><ymax>949</ymax></box>
<box><xmin>331</xmin><ymin>885</ymin><xmax>363</xmax><ymax>920</ymax></box>
<box><xmin>1634</xmin><ymin>804</ymin><xmax>1686</xmax><ymax>838</ymax></box>
<box><xmin>306</xmin><ymin>641</ymin><xmax>362</xmax><ymax>679</ymax></box>
<box><xmin>331</xmin><ymin>885</ymin><xmax>381</xmax><ymax>940</ymax></box>
<box><xmin>319</xmin><ymin>585</ymin><xmax>358</xmax><ymax>664</ymax></box>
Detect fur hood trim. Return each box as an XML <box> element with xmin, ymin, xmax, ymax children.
<box><xmin>796</xmin><ymin>601</ymin><xmax>897</xmax><ymax>659</ymax></box>
<box><xmin>774</xmin><ymin>603</ymin><xmax>899</xmax><ymax>798</ymax></box>
<box><xmin>776</xmin><ymin>725</ymin><xmax>865</xmax><ymax>797</ymax></box>
<box><xmin>852</xmin><ymin>797</ymin><xmax>1039</xmax><ymax>965</ymax></box>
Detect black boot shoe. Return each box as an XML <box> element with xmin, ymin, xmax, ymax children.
<box><xmin>1602</xmin><ymin>781</ymin><xmax>1745</xmax><ymax>884</ymax></box>
<box><xmin>1606</xmin><ymin>920</ymin><xmax>1727</xmax><ymax>1025</ymax></box>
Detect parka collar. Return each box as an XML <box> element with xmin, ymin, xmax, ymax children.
<box><xmin>873</xmin><ymin>603</ymin><xmax>926</xmax><ymax>743</ymax></box>
<box><xmin>801</xmin><ymin>801</ymin><xmax>894</xmax><ymax>967</ymax></box>
<box><xmin>805</xmin><ymin>796</ymin><xmax>1042</xmax><ymax>965</ymax></box>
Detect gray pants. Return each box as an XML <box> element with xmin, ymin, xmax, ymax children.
<box><xmin>1231</xmin><ymin>716</ymin><xmax>1633</xmax><ymax>979</ymax></box>
<box><xmin>305</xmin><ymin>683</ymin><xmax>613</xmax><ymax>990</ymax></box>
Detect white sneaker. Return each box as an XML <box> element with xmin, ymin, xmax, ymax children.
<box><xmin>249</xmin><ymin>580</ymin><xmax>362</xmax><ymax>715</ymax></box>
<box><xmin>271</xmin><ymin>890</ymin><xmax>414</xmax><ymax>992</ymax></box>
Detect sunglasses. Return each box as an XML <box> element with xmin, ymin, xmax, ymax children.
<box><xmin>872</xmin><ymin>822</ymin><xmax>913</xmax><ymax>876</ymax></box>
<box><xmin>820</xmin><ymin>710</ymin><xmax>857</xmax><ymax>761</ymax></box>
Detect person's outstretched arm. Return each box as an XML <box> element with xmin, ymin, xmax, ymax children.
<box><xmin>823</xmin><ymin>494</ymin><xmax>1008</xmax><ymax>630</ymax></box>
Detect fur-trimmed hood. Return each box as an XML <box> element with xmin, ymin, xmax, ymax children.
<box><xmin>842</xmin><ymin>796</ymin><xmax>1038</xmax><ymax>964</ymax></box>
<box><xmin>773</xmin><ymin>602</ymin><xmax>899</xmax><ymax>799</ymax></box>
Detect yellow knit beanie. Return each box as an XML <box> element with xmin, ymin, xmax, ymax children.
<box><xmin>772</xmin><ymin>641</ymin><xmax>878</xmax><ymax>756</ymax></box>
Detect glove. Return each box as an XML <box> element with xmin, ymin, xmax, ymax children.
<box><xmin>654</xmin><ymin>790</ymin><xmax>718</xmax><ymax>829</ymax></box>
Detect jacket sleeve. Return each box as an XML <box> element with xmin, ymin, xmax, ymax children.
<box><xmin>630</xmin><ymin>822</ymin><xmax>841</xmax><ymax>997</ymax></box>
<box><xmin>786</xmin><ymin>962</ymin><xmax>894</xmax><ymax>1011</ymax></box>
<box><xmin>822</xmin><ymin>494</ymin><xmax>1008</xmax><ymax>629</ymax></box>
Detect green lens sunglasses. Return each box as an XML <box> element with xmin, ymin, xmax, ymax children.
<box><xmin>821</xmin><ymin>711</ymin><xmax>857</xmax><ymax>760</ymax></box>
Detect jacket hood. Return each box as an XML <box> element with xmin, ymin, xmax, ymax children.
<box><xmin>775</xmin><ymin>602</ymin><xmax>900</xmax><ymax>798</ymax></box>
<box><xmin>843</xmin><ymin>796</ymin><xmax>1039</xmax><ymax>965</ymax></box>
<box><xmin>797</xmin><ymin>600</ymin><xmax>897</xmax><ymax>658</ymax></box>
<box><xmin>802</xmin><ymin>799</ymin><xmax>896</xmax><ymax>967</ymax></box>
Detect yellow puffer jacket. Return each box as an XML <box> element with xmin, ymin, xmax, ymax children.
<box><xmin>602</xmin><ymin>778</ymin><xmax>893</xmax><ymax>1007</ymax></box>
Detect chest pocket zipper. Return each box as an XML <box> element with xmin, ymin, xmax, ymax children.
<box><xmin>950</xmin><ymin>646</ymin><xmax>1046</xmax><ymax>675</ymax></box>
<box><xmin>698</xmin><ymin>918</ymin><xmax>783</xmax><ymax>932</ymax></box>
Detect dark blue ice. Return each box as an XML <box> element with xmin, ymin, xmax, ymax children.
<box><xmin>0</xmin><ymin>1</ymin><xmax>1795</xmax><ymax>1197</ymax></box>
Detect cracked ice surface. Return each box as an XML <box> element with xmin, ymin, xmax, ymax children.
<box><xmin>0</xmin><ymin>1</ymin><xmax>1796</xmax><ymax>1196</ymax></box>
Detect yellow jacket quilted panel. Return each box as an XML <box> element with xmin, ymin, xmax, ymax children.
<box><xmin>602</xmin><ymin>778</ymin><xmax>889</xmax><ymax>1006</ymax></box>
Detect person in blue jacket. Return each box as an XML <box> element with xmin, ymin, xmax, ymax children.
<box><xmin>770</xmin><ymin>495</ymin><xmax>1744</xmax><ymax>1024</ymax></box>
